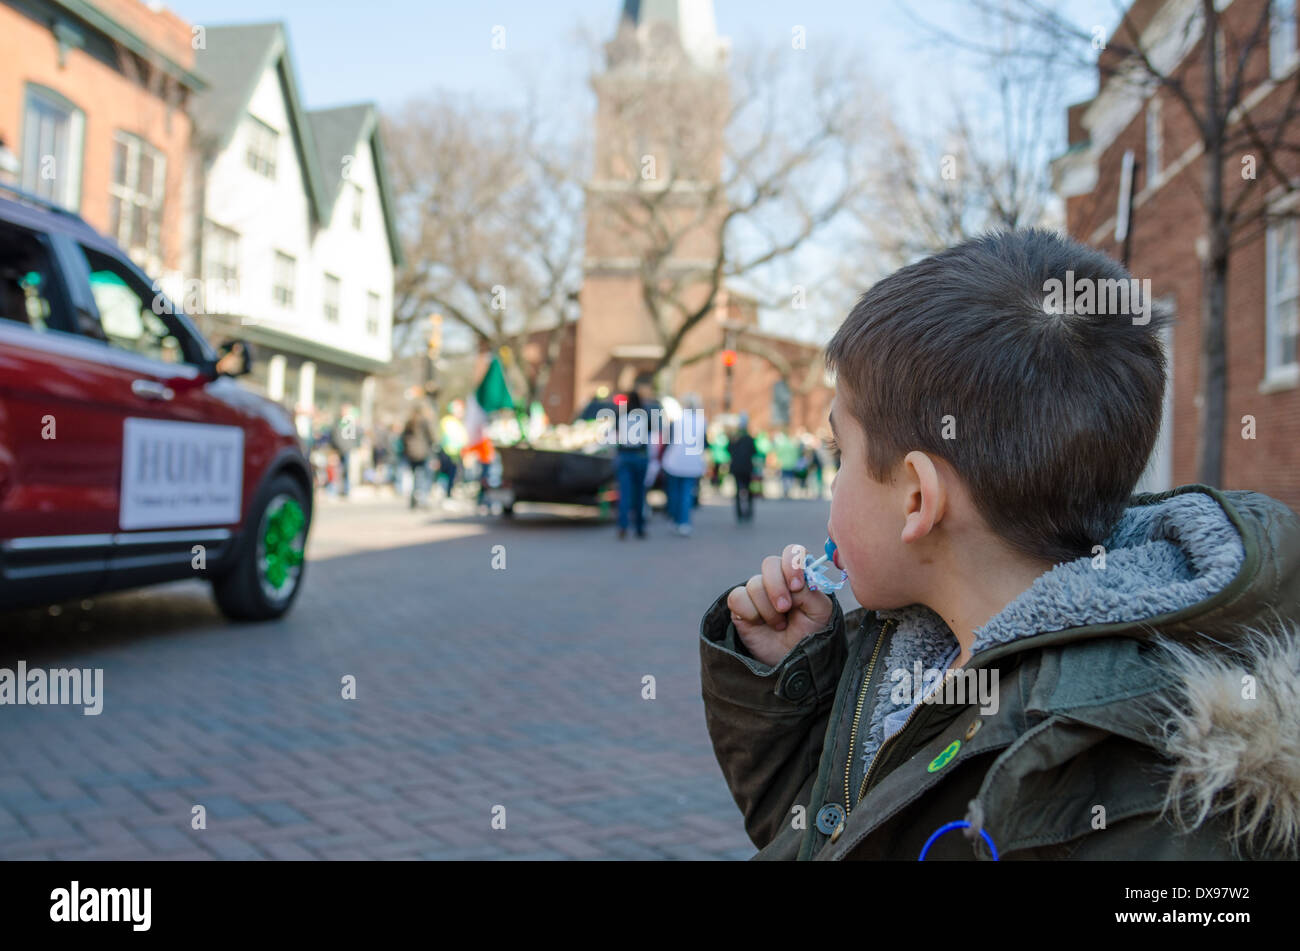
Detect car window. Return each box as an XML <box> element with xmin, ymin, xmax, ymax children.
<box><xmin>79</xmin><ymin>246</ymin><xmax>188</xmax><ymax>364</ymax></box>
<box><xmin>0</xmin><ymin>221</ymin><xmax>68</xmax><ymax>332</ymax></box>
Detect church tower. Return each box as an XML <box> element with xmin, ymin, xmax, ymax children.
<box><xmin>574</xmin><ymin>0</ymin><xmax>732</xmax><ymax>405</ymax></box>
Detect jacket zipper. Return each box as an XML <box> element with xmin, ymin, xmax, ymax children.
<box><xmin>856</xmin><ymin>665</ymin><xmax>960</xmax><ymax>804</ymax></box>
<box><xmin>842</xmin><ymin>618</ymin><xmax>892</xmax><ymax>816</ymax></box>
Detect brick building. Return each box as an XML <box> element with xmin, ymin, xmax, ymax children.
<box><xmin>1053</xmin><ymin>0</ymin><xmax>1300</xmax><ymax>509</ymax></box>
<box><xmin>0</xmin><ymin>0</ymin><xmax>204</xmax><ymax>275</ymax></box>
<box><xmin>569</xmin><ymin>0</ymin><xmax>831</xmax><ymax>434</ymax></box>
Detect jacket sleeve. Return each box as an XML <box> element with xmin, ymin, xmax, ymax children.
<box><xmin>698</xmin><ymin>585</ymin><xmax>850</xmax><ymax>850</ymax></box>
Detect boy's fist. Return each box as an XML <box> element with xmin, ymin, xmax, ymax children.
<box><xmin>727</xmin><ymin>543</ymin><xmax>834</xmax><ymax>668</ymax></box>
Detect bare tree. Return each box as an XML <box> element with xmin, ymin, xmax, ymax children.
<box><xmin>384</xmin><ymin>93</ymin><xmax>586</xmax><ymax>406</ymax></box>
<box><xmin>923</xmin><ymin>0</ymin><xmax>1300</xmax><ymax>487</ymax></box>
<box><xmin>861</xmin><ymin>36</ymin><xmax>1065</xmax><ymax>269</ymax></box>
<box><xmin>589</xmin><ymin>37</ymin><xmax>877</xmax><ymax>393</ymax></box>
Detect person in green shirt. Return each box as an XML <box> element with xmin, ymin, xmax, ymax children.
<box><xmin>774</xmin><ymin>430</ymin><xmax>801</xmax><ymax>498</ymax></box>
<box><xmin>708</xmin><ymin>427</ymin><xmax>730</xmax><ymax>491</ymax></box>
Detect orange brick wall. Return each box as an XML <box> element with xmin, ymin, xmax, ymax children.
<box><xmin>0</xmin><ymin>0</ymin><xmax>195</xmax><ymax>271</ymax></box>
<box><xmin>1065</xmin><ymin>0</ymin><xmax>1300</xmax><ymax>511</ymax></box>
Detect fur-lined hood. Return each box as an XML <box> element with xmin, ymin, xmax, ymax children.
<box><xmin>1149</xmin><ymin>623</ymin><xmax>1300</xmax><ymax>858</ymax></box>
<box><xmin>871</xmin><ymin>486</ymin><xmax>1300</xmax><ymax>858</ymax></box>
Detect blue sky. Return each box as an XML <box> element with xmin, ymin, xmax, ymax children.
<box><xmin>165</xmin><ymin>0</ymin><xmax>1120</xmax><ymax>348</ymax></box>
<box><xmin>168</xmin><ymin>0</ymin><xmax>1112</xmax><ymax>116</ymax></box>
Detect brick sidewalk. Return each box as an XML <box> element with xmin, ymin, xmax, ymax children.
<box><xmin>0</xmin><ymin>495</ymin><xmax>842</xmax><ymax>860</ymax></box>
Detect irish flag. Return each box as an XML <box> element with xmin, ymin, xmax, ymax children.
<box><xmin>464</xmin><ymin>354</ymin><xmax>514</xmax><ymax>462</ymax></box>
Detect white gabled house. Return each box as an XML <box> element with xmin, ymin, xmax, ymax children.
<box><xmin>185</xmin><ymin>22</ymin><xmax>401</xmax><ymax>439</ymax></box>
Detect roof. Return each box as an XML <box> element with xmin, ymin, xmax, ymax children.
<box><xmin>306</xmin><ymin>103</ymin><xmax>404</xmax><ymax>268</ymax></box>
<box><xmin>48</xmin><ymin>0</ymin><xmax>206</xmax><ymax>91</ymax></box>
<box><xmin>306</xmin><ymin>104</ymin><xmax>372</xmax><ymax>213</ymax></box>
<box><xmin>190</xmin><ymin>24</ymin><xmax>402</xmax><ymax>266</ymax></box>
<box><xmin>0</xmin><ymin>189</ymin><xmax>101</xmax><ymax>244</ymax></box>
<box><xmin>190</xmin><ymin>22</ymin><xmax>326</xmax><ymax>225</ymax></box>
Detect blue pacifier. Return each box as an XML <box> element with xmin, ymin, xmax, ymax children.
<box><xmin>803</xmin><ymin>537</ymin><xmax>847</xmax><ymax>593</ymax></box>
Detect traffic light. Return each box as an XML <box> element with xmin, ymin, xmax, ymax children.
<box><xmin>722</xmin><ymin>349</ymin><xmax>737</xmax><ymax>368</ymax></box>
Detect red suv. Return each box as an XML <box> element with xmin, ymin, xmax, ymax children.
<box><xmin>0</xmin><ymin>187</ymin><xmax>312</xmax><ymax>620</ymax></box>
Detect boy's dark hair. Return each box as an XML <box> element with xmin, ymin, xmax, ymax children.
<box><xmin>825</xmin><ymin>229</ymin><xmax>1169</xmax><ymax>565</ymax></box>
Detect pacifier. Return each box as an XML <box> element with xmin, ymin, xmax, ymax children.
<box><xmin>803</xmin><ymin>537</ymin><xmax>847</xmax><ymax>593</ymax></box>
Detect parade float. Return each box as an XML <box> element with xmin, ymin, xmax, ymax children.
<box><xmin>467</xmin><ymin>357</ymin><xmax>620</xmax><ymax>516</ymax></box>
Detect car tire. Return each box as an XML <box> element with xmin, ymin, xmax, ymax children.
<box><xmin>212</xmin><ymin>473</ymin><xmax>310</xmax><ymax>622</ymax></box>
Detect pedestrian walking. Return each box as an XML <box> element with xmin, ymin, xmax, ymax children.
<box><xmin>708</xmin><ymin>425</ymin><xmax>730</xmax><ymax>493</ymax></box>
<box><xmin>329</xmin><ymin>404</ymin><xmax>360</xmax><ymax>497</ymax></box>
<box><xmin>435</xmin><ymin>445</ymin><xmax>458</xmax><ymax>498</ymax></box>
<box><xmin>728</xmin><ymin>414</ymin><xmax>758</xmax><ymax>522</ymax></box>
<box><xmin>614</xmin><ymin>377</ymin><xmax>655</xmax><ymax>539</ymax></box>
<box><xmin>662</xmin><ymin>396</ymin><xmax>706</xmax><ymax>536</ymax></box>
<box><xmin>775</xmin><ymin>429</ymin><xmax>801</xmax><ymax>499</ymax></box>
<box><xmin>401</xmin><ymin>406</ymin><xmax>435</xmax><ymax>509</ymax></box>
<box><xmin>808</xmin><ymin>429</ymin><xmax>827</xmax><ymax>498</ymax></box>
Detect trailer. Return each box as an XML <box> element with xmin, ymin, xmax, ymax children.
<box><xmin>489</xmin><ymin>444</ymin><xmax>618</xmax><ymax>516</ymax></box>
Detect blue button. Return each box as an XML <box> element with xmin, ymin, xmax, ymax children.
<box><xmin>815</xmin><ymin>803</ymin><xmax>845</xmax><ymax>835</ymax></box>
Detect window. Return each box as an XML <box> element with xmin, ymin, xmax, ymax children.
<box><xmin>273</xmin><ymin>251</ymin><xmax>295</xmax><ymax>307</ymax></box>
<box><xmin>323</xmin><ymin>273</ymin><xmax>340</xmax><ymax>323</ymax></box>
<box><xmin>0</xmin><ymin>222</ymin><xmax>68</xmax><ymax>332</ymax></box>
<box><xmin>1145</xmin><ymin>96</ymin><xmax>1162</xmax><ymax>185</ymax></box>
<box><xmin>108</xmin><ymin>132</ymin><xmax>165</xmax><ymax>263</ymax></box>
<box><xmin>366</xmin><ymin>291</ymin><xmax>380</xmax><ymax>335</ymax></box>
<box><xmin>204</xmin><ymin>221</ymin><xmax>240</xmax><ymax>283</ymax></box>
<box><xmin>80</xmin><ymin>246</ymin><xmax>193</xmax><ymax>364</ymax></box>
<box><xmin>1272</xmin><ymin>0</ymin><xmax>1297</xmax><ymax>79</ymax></box>
<box><xmin>20</xmin><ymin>85</ymin><xmax>84</xmax><ymax>211</ymax></box>
<box><xmin>1136</xmin><ymin>312</ymin><xmax>1175</xmax><ymax>493</ymax></box>
<box><xmin>351</xmin><ymin>183</ymin><xmax>363</xmax><ymax>230</ymax></box>
<box><xmin>244</xmin><ymin>115</ymin><xmax>278</xmax><ymax>179</ymax></box>
<box><xmin>1266</xmin><ymin>215</ymin><xmax>1300</xmax><ymax>380</ymax></box>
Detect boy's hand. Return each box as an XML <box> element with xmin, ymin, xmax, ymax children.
<box><xmin>727</xmin><ymin>543</ymin><xmax>834</xmax><ymax>668</ymax></box>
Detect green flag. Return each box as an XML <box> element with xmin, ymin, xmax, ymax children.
<box><xmin>466</xmin><ymin>355</ymin><xmax>515</xmax><ymax>446</ymax></box>
<box><xmin>475</xmin><ymin>355</ymin><xmax>515</xmax><ymax>413</ymax></box>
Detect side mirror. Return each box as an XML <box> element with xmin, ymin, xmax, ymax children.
<box><xmin>214</xmin><ymin>340</ymin><xmax>253</xmax><ymax>377</ymax></box>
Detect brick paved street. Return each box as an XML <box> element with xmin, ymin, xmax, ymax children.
<box><xmin>0</xmin><ymin>489</ymin><xmax>848</xmax><ymax>860</ymax></box>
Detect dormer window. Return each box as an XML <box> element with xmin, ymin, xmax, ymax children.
<box><xmin>244</xmin><ymin>115</ymin><xmax>278</xmax><ymax>179</ymax></box>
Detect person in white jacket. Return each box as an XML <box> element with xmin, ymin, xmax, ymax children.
<box><xmin>661</xmin><ymin>397</ymin><xmax>707</xmax><ymax>536</ymax></box>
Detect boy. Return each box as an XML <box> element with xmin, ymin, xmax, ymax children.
<box><xmin>698</xmin><ymin>230</ymin><xmax>1300</xmax><ymax>860</ymax></box>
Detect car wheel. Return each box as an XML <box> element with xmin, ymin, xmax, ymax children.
<box><xmin>212</xmin><ymin>474</ymin><xmax>310</xmax><ymax>621</ymax></box>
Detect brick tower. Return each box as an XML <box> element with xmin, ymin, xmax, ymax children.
<box><xmin>575</xmin><ymin>0</ymin><xmax>731</xmax><ymax>405</ymax></box>
<box><xmin>570</xmin><ymin>1</ymin><xmax>832</xmax><ymax>433</ymax></box>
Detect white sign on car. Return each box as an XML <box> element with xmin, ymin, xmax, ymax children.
<box><xmin>119</xmin><ymin>418</ymin><xmax>244</xmax><ymax>529</ymax></box>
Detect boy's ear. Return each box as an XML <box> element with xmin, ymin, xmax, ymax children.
<box><xmin>900</xmin><ymin>450</ymin><xmax>946</xmax><ymax>544</ymax></box>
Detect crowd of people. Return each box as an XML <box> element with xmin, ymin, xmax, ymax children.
<box><xmin>301</xmin><ymin>379</ymin><xmax>838</xmax><ymax>536</ymax></box>
<box><xmin>614</xmin><ymin>375</ymin><xmax>838</xmax><ymax>540</ymax></box>
<box><xmin>307</xmin><ymin>399</ymin><xmax>489</xmax><ymax>510</ymax></box>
